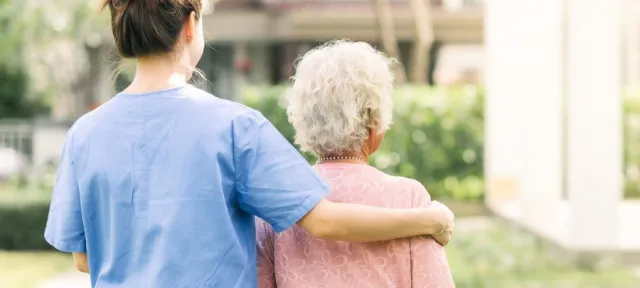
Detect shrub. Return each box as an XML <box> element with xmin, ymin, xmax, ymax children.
<box><xmin>0</xmin><ymin>189</ymin><xmax>51</xmax><ymax>250</ymax></box>
<box><xmin>242</xmin><ymin>85</ymin><xmax>485</xmax><ymax>201</ymax></box>
<box><xmin>0</xmin><ymin>164</ymin><xmax>57</xmax><ymax>250</ymax></box>
<box><xmin>0</xmin><ymin>65</ymin><xmax>47</xmax><ymax>118</ymax></box>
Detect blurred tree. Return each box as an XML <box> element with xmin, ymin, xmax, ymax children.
<box><xmin>409</xmin><ymin>0</ymin><xmax>434</xmax><ymax>84</ymax></box>
<box><xmin>0</xmin><ymin>0</ymin><xmax>26</xmax><ymax>68</ymax></box>
<box><xmin>372</xmin><ymin>0</ymin><xmax>406</xmax><ymax>84</ymax></box>
<box><xmin>0</xmin><ymin>0</ymin><xmax>111</xmax><ymax>120</ymax></box>
<box><xmin>0</xmin><ymin>66</ymin><xmax>49</xmax><ymax>118</ymax></box>
<box><xmin>0</xmin><ymin>0</ymin><xmax>47</xmax><ymax>117</ymax></box>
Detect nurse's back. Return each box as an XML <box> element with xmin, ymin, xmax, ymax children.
<box><xmin>53</xmin><ymin>86</ymin><xmax>266</xmax><ymax>286</ymax></box>
<box><xmin>42</xmin><ymin>1</ymin><xmax>336</xmax><ymax>284</ymax></box>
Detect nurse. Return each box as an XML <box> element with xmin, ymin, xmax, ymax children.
<box><xmin>44</xmin><ymin>1</ymin><xmax>455</xmax><ymax>287</ymax></box>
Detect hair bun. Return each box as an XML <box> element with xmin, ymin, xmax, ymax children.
<box><xmin>101</xmin><ymin>0</ymin><xmax>203</xmax><ymax>58</ymax></box>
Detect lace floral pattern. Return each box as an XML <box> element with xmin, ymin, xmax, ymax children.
<box><xmin>256</xmin><ymin>163</ymin><xmax>455</xmax><ymax>288</ymax></box>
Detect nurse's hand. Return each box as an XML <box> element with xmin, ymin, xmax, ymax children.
<box><xmin>73</xmin><ymin>252</ymin><xmax>89</xmax><ymax>274</ymax></box>
<box><xmin>425</xmin><ymin>201</ymin><xmax>455</xmax><ymax>246</ymax></box>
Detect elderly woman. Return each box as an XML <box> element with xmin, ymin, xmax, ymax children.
<box><xmin>256</xmin><ymin>41</ymin><xmax>455</xmax><ymax>288</ymax></box>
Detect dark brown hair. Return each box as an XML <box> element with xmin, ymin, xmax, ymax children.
<box><xmin>101</xmin><ymin>0</ymin><xmax>202</xmax><ymax>58</ymax></box>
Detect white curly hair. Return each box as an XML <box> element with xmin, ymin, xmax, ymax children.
<box><xmin>287</xmin><ymin>40</ymin><xmax>396</xmax><ymax>157</ymax></box>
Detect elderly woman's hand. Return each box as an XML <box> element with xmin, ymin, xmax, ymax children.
<box><xmin>426</xmin><ymin>201</ymin><xmax>455</xmax><ymax>246</ymax></box>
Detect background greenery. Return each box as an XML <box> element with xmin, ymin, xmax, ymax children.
<box><xmin>624</xmin><ymin>88</ymin><xmax>640</xmax><ymax>199</ymax></box>
<box><xmin>448</xmin><ymin>218</ymin><xmax>640</xmax><ymax>288</ymax></box>
<box><xmin>0</xmin><ymin>67</ymin><xmax>48</xmax><ymax>118</ymax></box>
<box><xmin>0</xmin><ymin>0</ymin><xmax>111</xmax><ymax>119</ymax></box>
<box><xmin>0</xmin><ymin>186</ymin><xmax>52</xmax><ymax>250</ymax></box>
<box><xmin>243</xmin><ymin>85</ymin><xmax>640</xmax><ymax>201</ymax></box>
<box><xmin>242</xmin><ymin>85</ymin><xmax>485</xmax><ymax>201</ymax></box>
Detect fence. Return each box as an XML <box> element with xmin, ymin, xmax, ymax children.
<box><xmin>0</xmin><ymin>120</ymin><xmax>34</xmax><ymax>162</ymax></box>
<box><xmin>0</xmin><ymin>120</ymin><xmax>69</xmax><ymax>168</ymax></box>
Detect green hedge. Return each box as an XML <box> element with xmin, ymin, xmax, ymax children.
<box><xmin>242</xmin><ymin>85</ymin><xmax>485</xmax><ymax>201</ymax></box>
<box><xmin>0</xmin><ymin>190</ymin><xmax>51</xmax><ymax>250</ymax></box>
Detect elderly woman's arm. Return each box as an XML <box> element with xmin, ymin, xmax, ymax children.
<box><xmin>408</xmin><ymin>179</ymin><xmax>454</xmax><ymax>287</ymax></box>
<box><xmin>256</xmin><ymin>220</ymin><xmax>277</xmax><ymax>288</ymax></box>
<box><xmin>297</xmin><ymin>200</ymin><xmax>452</xmax><ymax>243</ymax></box>
<box><xmin>410</xmin><ymin>235</ymin><xmax>455</xmax><ymax>287</ymax></box>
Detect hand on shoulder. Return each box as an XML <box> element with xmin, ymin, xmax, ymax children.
<box><xmin>423</xmin><ymin>201</ymin><xmax>455</xmax><ymax>246</ymax></box>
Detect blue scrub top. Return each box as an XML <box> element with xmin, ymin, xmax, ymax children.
<box><xmin>44</xmin><ymin>85</ymin><xmax>329</xmax><ymax>287</ymax></box>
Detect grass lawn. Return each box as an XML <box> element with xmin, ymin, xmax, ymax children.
<box><xmin>447</xmin><ymin>217</ymin><xmax>640</xmax><ymax>288</ymax></box>
<box><xmin>0</xmin><ymin>251</ymin><xmax>73</xmax><ymax>288</ymax></box>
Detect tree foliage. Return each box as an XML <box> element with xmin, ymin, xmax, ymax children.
<box><xmin>0</xmin><ymin>0</ymin><xmax>110</xmax><ymax>118</ymax></box>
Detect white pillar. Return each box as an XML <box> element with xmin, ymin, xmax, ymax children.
<box><xmin>484</xmin><ymin>0</ymin><xmax>525</xmax><ymax>208</ymax></box>
<box><xmin>514</xmin><ymin>0</ymin><xmax>564</xmax><ymax>232</ymax></box>
<box><xmin>624</xmin><ymin>1</ymin><xmax>639</xmax><ymax>87</ymax></box>
<box><xmin>484</xmin><ymin>0</ymin><xmax>564</xmax><ymax>220</ymax></box>
<box><xmin>567</xmin><ymin>0</ymin><xmax>623</xmax><ymax>249</ymax></box>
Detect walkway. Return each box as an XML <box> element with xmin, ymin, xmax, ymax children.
<box><xmin>38</xmin><ymin>271</ymin><xmax>89</xmax><ymax>288</ymax></box>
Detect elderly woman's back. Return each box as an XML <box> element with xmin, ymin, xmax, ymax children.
<box><xmin>257</xmin><ymin>163</ymin><xmax>454</xmax><ymax>287</ymax></box>
<box><xmin>256</xmin><ymin>40</ymin><xmax>454</xmax><ymax>287</ymax></box>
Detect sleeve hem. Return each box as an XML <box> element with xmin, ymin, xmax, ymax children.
<box><xmin>44</xmin><ymin>233</ymin><xmax>87</xmax><ymax>253</ymax></box>
<box><xmin>270</xmin><ymin>185</ymin><xmax>329</xmax><ymax>233</ymax></box>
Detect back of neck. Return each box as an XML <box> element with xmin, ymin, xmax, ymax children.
<box><xmin>122</xmin><ymin>57</ymin><xmax>190</xmax><ymax>94</ymax></box>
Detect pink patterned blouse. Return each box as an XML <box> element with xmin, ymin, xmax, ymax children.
<box><xmin>256</xmin><ymin>163</ymin><xmax>455</xmax><ymax>288</ymax></box>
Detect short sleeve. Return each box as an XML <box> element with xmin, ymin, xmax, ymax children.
<box><xmin>44</xmin><ymin>131</ymin><xmax>86</xmax><ymax>253</ymax></box>
<box><xmin>233</xmin><ymin>110</ymin><xmax>329</xmax><ymax>232</ymax></box>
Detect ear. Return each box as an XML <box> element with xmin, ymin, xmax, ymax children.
<box><xmin>368</xmin><ymin>126</ymin><xmax>376</xmax><ymax>137</ymax></box>
<box><xmin>367</xmin><ymin>108</ymin><xmax>378</xmax><ymax>136</ymax></box>
<box><xmin>184</xmin><ymin>11</ymin><xmax>198</xmax><ymax>43</ymax></box>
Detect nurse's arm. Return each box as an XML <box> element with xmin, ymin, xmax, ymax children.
<box><xmin>296</xmin><ymin>199</ymin><xmax>453</xmax><ymax>243</ymax></box>
<box><xmin>72</xmin><ymin>252</ymin><xmax>89</xmax><ymax>273</ymax></box>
